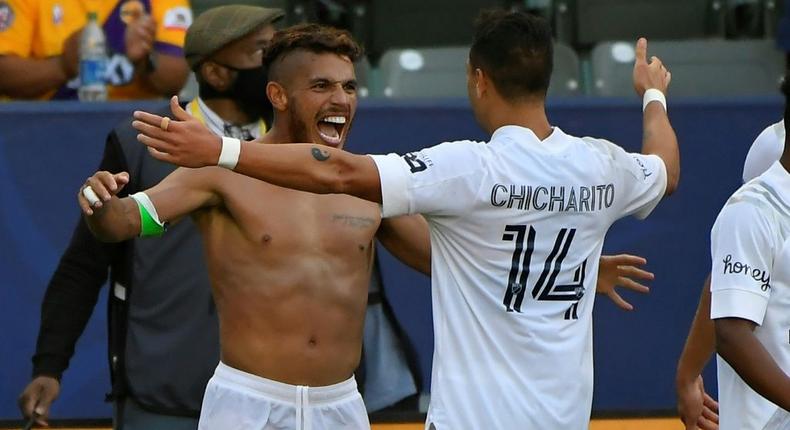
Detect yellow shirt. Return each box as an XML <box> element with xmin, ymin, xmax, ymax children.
<box><xmin>0</xmin><ymin>0</ymin><xmax>191</xmax><ymax>99</ymax></box>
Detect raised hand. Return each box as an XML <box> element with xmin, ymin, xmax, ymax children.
<box><xmin>133</xmin><ymin>96</ymin><xmax>222</xmax><ymax>168</ymax></box>
<box><xmin>632</xmin><ymin>37</ymin><xmax>672</xmax><ymax>97</ymax></box>
<box><xmin>596</xmin><ymin>254</ymin><xmax>653</xmax><ymax>311</ymax></box>
<box><xmin>78</xmin><ymin>171</ymin><xmax>130</xmax><ymax>216</ymax></box>
<box><xmin>125</xmin><ymin>14</ymin><xmax>156</xmax><ymax>64</ymax></box>
<box><xmin>677</xmin><ymin>375</ymin><xmax>719</xmax><ymax>430</ymax></box>
<box><xmin>17</xmin><ymin>375</ymin><xmax>61</xmax><ymax>428</ymax></box>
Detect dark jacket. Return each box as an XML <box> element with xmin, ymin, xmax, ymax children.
<box><xmin>32</xmin><ymin>105</ymin><xmax>219</xmax><ymax>417</ymax></box>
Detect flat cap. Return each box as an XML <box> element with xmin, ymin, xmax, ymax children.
<box><xmin>185</xmin><ymin>5</ymin><xmax>284</xmax><ymax>69</ymax></box>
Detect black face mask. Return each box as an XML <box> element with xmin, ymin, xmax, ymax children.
<box><xmin>199</xmin><ymin>62</ymin><xmax>273</xmax><ymax>125</ymax></box>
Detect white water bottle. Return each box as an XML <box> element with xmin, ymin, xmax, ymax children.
<box><xmin>78</xmin><ymin>12</ymin><xmax>108</xmax><ymax>101</ymax></box>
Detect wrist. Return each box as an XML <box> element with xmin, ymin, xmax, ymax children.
<box><xmin>218</xmin><ymin>137</ymin><xmax>241</xmax><ymax>170</ymax></box>
<box><xmin>642</xmin><ymin>88</ymin><xmax>667</xmax><ymax>112</ymax></box>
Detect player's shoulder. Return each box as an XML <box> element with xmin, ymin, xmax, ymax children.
<box><xmin>577</xmin><ymin>135</ymin><xmax>626</xmax><ymax>158</ymax></box>
<box><xmin>424</xmin><ymin>139</ymin><xmax>489</xmax><ymax>159</ymax></box>
<box><xmin>716</xmin><ymin>178</ymin><xmax>788</xmax><ymax>236</ymax></box>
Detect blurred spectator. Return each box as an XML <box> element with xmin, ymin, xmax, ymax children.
<box><xmin>0</xmin><ymin>0</ymin><xmax>192</xmax><ymax>99</ymax></box>
<box><xmin>16</xmin><ymin>6</ymin><xmax>282</xmax><ymax>430</ymax></box>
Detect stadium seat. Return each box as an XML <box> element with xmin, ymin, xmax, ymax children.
<box><xmin>354</xmin><ymin>57</ymin><xmax>373</xmax><ymax>98</ymax></box>
<box><xmin>574</xmin><ymin>0</ymin><xmax>725</xmax><ymax>46</ymax></box>
<box><xmin>550</xmin><ymin>42</ymin><xmax>582</xmax><ymax>97</ymax></box>
<box><xmin>365</xmin><ymin>0</ymin><xmax>502</xmax><ymax>59</ymax></box>
<box><xmin>378</xmin><ymin>42</ymin><xmax>581</xmax><ymax>99</ymax></box>
<box><xmin>590</xmin><ymin>39</ymin><xmax>784</xmax><ymax>97</ymax></box>
<box><xmin>378</xmin><ymin>47</ymin><xmax>469</xmax><ymax>98</ymax></box>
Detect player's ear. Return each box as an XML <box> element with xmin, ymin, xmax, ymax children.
<box><xmin>266</xmin><ymin>81</ymin><xmax>287</xmax><ymax>111</ymax></box>
<box><xmin>474</xmin><ymin>68</ymin><xmax>487</xmax><ymax>98</ymax></box>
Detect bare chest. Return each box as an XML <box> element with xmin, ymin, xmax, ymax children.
<box><xmin>209</xmin><ymin>179</ymin><xmax>381</xmax><ymax>253</ymax></box>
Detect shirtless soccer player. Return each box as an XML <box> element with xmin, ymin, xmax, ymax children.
<box><xmin>79</xmin><ymin>25</ymin><xmax>376</xmax><ymax>430</ymax></box>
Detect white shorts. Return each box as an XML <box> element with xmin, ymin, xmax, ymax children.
<box><xmin>198</xmin><ymin>362</ymin><xmax>370</xmax><ymax>430</ymax></box>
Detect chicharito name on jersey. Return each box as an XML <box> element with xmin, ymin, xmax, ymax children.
<box><xmin>490</xmin><ymin>183</ymin><xmax>616</xmax><ymax>212</ymax></box>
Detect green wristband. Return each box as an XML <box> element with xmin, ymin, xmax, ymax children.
<box><xmin>130</xmin><ymin>192</ymin><xmax>167</xmax><ymax>237</ymax></box>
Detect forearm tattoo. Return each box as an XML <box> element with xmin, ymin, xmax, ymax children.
<box><xmin>312</xmin><ymin>147</ymin><xmax>330</xmax><ymax>161</ymax></box>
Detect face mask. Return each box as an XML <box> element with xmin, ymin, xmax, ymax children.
<box><xmin>199</xmin><ymin>62</ymin><xmax>272</xmax><ymax>125</ymax></box>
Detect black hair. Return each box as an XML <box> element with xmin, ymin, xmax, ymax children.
<box><xmin>469</xmin><ymin>9</ymin><xmax>553</xmax><ymax>101</ymax></box>
<box><xmin>263</xmin><ymin>23</ymin><xmax>363</xmax><ymax>80</ymax></box>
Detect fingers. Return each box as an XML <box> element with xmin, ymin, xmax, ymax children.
<box><xmin>634</xmin><ymin>37</ymin><xmax>647</xmax><ymax>64</ymax></box>
<box><xmin>606</xmin><ymin>290</ymin><xmax>634</xmax><ymax>311</ymax></box>
<box><xmin>34</xmin><ymin>388</ymin><xmax>57</xmax><ymax>426</ymax></box>
<box><xmin>133</xmin><ymin>110</ymin><xmax>167</xmax><ymax>128</ymax></box>
<box><xmin>619</xmin><ymin>264</ymin><xmax>655</xmax><ymax>281</ymax></box>
<box><xmin>170</xmin><ymin>96</ymin><xmax>191</xmax><ymax>121</ymax></box>
<box><xmin>113</xmin><ymin>172</ymin><xmax>130</xmax><ymax>194</ymax></box>
<box><xmin>697</xmin><ymin>414</ymin><xmax>719</xmax><ymax>430</ymax></box>
<box><xmin>78</xmin><ymin>188</ymin><xmax>95</xmax><ymax>216</ymax></box>
<box><xmin>147</xmin><ymin>145</ymin><xmax>176</xmax><ymax>164</ymax></box>
<box><xmin>616</xmin><ymin>276</ymin><xmax>651</xmax><ymax>294</ymax></box>
<box><xmin>701</xmin><ymin>405</ymin><xmax>718</xmax><ymax>423</ymax></box>
<box><xmin>614</xmin><ymin>263</ymin><xmax>654</xmax><ymax>282</ymax></box>
<box><xmin>18</xmin><ymin>386</ymin><xmax>38</xmax><ymax>420</ymax></box>
<box><xmin>132</xmin><ymin>119</ymin><xmax>171</xmax><ymax>144</ymax></box>
<box><xmin>702</xmin><ymin>392</ymin><xmax>719</xmax><ymax>411</ymax></box>
<box><xmin>136</xmin><ymin>131</ymin><xmax>174</xmax><ymax>155</ymax></box>
<box><xmin>666</xmin><ymin>71</ymin><xmax>672</xmax><ymax>87</ymax></box>
<box><xmin>609</xmin><ymin>254</ymin><xmax>647</xmax><ymax>266</ymax></box>
<box><xmin>649</xmin><ymin>55</ymin><xmax>662</xmax><ymax>68</ymax></box>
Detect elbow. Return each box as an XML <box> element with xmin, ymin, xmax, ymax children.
<box><xmin>664</xmin><ymin>172</ymin><xmax>679</xmax><ymax>196</ymax></box>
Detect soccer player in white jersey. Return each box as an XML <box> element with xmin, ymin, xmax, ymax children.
<box><xmin>709</xmin><ymin>85</ymin><xmax>790</xmax><ymax>427</ymax></box>
<box><xmin>677</xmin><ymin>120</ymin><xmax>787</xmax><ymax>430</ymax></box>
<box><xmin>132</xmin><ymin>10</ymin><xmax>679</xmax><ymax>428</ymax></box>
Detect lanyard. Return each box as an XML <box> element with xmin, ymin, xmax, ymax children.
<box><xmin>187</xmin><ymin>100</ymin><xmax>267</xmax><ymax>137</ymax></box>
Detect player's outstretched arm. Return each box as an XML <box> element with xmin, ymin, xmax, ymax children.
<box><xmin>632</xmin><ymin>38</ymin><xmax>679</xmax><ymax>196</ymax></box>
<box><xmin>133</xmin><ymin>97</ymin><xmax>383</xmax><ymax>203</ymax></box>
<box><xmin>377</xmin><ymin>215</ymin><xmax>432</xmax><ymax>276</ymax></box>
<box><xmin>596</xmin><ymin>254</ymin><xmax>653</xmax><ymax>311</ymax></box>
<box><xmin>715</xmin><ymin>317</ymin><xmax>790</xmax><ymax>411</ymax></box>
<box><xmin>676</xmin><ymin>275</ymin><xmax>719</xmax><ymax>430</ymax></box>
<box><xmin>78</xmin><ymin>167</ymin><xmax>221</xmax><ymax>242</ymax></box>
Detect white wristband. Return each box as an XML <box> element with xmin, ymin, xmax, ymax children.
<box><xmin>218</xmin><ymin>137</ymin><xmax>241</xmax><ymax>170</ymax></box>
<box><xmin>642</xmin><ymin>88</ymin><xmax>667</xmax><ymax>112</ymax></box>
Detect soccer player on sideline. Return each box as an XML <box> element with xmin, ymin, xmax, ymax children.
<box><xmin>676</xmin><ymin>114</ymin><xmax>789</xmax><ymax>429</ymax></box>
<box><xmin>132</xmin><ymin>10</ymin><xmax>679</xmax><ymax>428</ymax></box>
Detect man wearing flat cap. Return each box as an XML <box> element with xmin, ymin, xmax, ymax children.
<box><xmin>17</xmin><ymin>6</ymin><xmax>282</xmax><ymax>430</ymax></box>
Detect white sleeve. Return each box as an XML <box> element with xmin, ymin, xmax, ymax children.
<box><xmin>742</xmin><ymin>121</ymin><xmax>784</xmax><ymax>183</ymax></box>
<box><xmin>369</xmin><ymin>141</ymin><xmax>486</xmax><ymax>218</ymax></box>
<box><xmin>709</xmin><ymin>201</ymin><xmax>775</xmax><ymax>325</ymax></box>
<box><xmin>606</xmin><ymin>142</ymin><xmax>668</xmax><ymax>220</ymax></box>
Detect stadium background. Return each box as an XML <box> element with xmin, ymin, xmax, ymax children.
<box><xmin>1</xmin><ymin>0</ymin><xmax>787</xmax><ymax>428</ymax></box>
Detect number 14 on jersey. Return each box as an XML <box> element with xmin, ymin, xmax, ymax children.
<box><xmin>502</xmin><ymin>224</ymin><xmax>587</xmax><ymax>320</ymax></box>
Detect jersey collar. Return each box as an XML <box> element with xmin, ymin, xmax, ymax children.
<box><xmin>490</xmin><ymin>125</ymin><xmax>566</xmax><ymax>148</ymax></box>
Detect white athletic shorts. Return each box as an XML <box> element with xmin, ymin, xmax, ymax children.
<box><xmin>198</xmin><ymin>362</ymin><xmax>370</xmax><ymax>430</ymax></box>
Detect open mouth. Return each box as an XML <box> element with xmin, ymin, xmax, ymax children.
<box><xmin>316</xmin><ymin>115</ymin><xmax>347</xmax><ymax>147</ymax></box>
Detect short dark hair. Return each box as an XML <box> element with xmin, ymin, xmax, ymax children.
<box><xmin>263</xmin><ymin>24</ymin><xmax>363</xmax><ymax>79</ymax></box>
<box><xmin>469</xmin><ymin>9</ymin><xmax>553</xmax><ymax>101</ymax></box>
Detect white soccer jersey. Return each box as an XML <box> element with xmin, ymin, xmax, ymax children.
<box><xmin>370</xmin><ymin>126</ymin><xmax>667</xmax><ymax>429</ymax></box>
<box><xmin>743</xmin><ymin>120</ymin><xmax>784</xmax><ymax>183</ymax></box>
<box><xmin>710</xmin><ymin>161</ymin><xmax>790</xmax><ymax>430</ymax></box>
